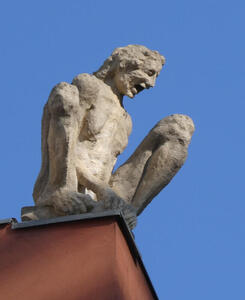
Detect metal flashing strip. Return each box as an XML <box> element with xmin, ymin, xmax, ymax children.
<box><xmin>0</xmin><ymin>218</ymin><xmax>17</xmax><ymax>225</ymax></box>
<box><xmin>12</xmin><ymin>210</ymin><xmax>121</xmax><ymax>229</ymax></box>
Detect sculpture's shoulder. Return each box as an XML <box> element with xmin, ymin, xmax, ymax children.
<box><xmin>72</xmin><ymin>73</ymin><xmax>101</xmax><ymax>104</ymax></box>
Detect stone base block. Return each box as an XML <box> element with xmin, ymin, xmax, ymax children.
<box><xmin>0</xmin><ymin>213</ymin><xmax>158</xmax><ymax>300</ymax></box>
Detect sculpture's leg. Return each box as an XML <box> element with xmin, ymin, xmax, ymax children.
<box><xmin>131</xmin><ymin>140</ymin><xmax>188</xmax><ymax>215</ymax></box>
<box><xmin>33</xmin><ymin>103</ymin><xmax>51</xmax><ymax>202</ymax></box>
<box><xmin>110</xmin><ymin>114</ymin><xmax>194</xmax><ymax>215</ymax></box>
<box><xmin>33</xmin><ymin>82</ymin><xmax>95</xmax><ymax>215</ymax></box>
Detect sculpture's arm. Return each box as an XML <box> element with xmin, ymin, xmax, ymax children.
<box><xmin>76</xmin><ymin>165</ymin><xmax>117</xmax><ymax>201</ymax></box>
<box><xmin>71</xmin><ymin>74</ymin><xmax>124</xmax><ymax>201</ymax></box>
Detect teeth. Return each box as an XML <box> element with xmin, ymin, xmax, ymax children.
<box><xmin>139</xmin><ymin>83</ymin><xmax>146</xmax><ymax>89</ymax></box>
<box><xmin>132</xmin><ymin>87</ymin><xmax>137</xmax><ymax>94</ymax></box>
<box><xmin>128</xmin><ymin>91</ymin><xmax>134</xmax><ymax>98</ymax></box>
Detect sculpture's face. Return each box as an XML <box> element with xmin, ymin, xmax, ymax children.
<box><xmin>114</xmin><ymin>59</ymin><xmax>163</xmax><ymax>98</ymax></box>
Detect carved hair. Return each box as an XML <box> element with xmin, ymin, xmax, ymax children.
<box><xmin>94</xmin><ymin>45</ymin><xmax>165</xmax><ymax>81</ymax></box>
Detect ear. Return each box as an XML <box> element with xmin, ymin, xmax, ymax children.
<box><xmin>119</xmin><ymin>61</ymin><xmax>126</xmax><ymax>71</ymax></box>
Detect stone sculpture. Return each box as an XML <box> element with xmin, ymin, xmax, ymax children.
<box><xmin>22</xmin><ymin>45</ymin><xmax>195</xmax><ymax>229</ymax></box>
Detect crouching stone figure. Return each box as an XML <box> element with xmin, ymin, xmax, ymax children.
<box><xmin>22</xmin><ymin>45</ymin><xmax>195</xmax><ymax>229</ymax></box>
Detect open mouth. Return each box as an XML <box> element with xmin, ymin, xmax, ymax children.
<box><xmin>131</xmin><ymin>84</ymin><xmax>145</xmax><ymax>96</ymax></box>
<box><xmin>134</xmin><ymin>84</ymin><xmax>145</xmax><ymax>93</ymax></box>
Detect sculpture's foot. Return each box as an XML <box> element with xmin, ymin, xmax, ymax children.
<box><xmin>36</xmin><ymin>189</ymin><xmax>100</xmax><ymax>215</ymax></box>
<box><xmin>100</xmin><ymin>190</ymin><xmax>137</xmax><ymax>229</ymax></box>
<box><xmin>22</xmin><ymin>190</ymin><xmax>99</xmax><ymax>222</ymax></box>
<box><xmin>120</xmin><ymin>204</ymin><xmax>137</xmax><ymax>230</ymax></box>
<box><xmin>21</xmin><ymin>206</ymin><xmax>57</xmax><ymax>222</ymax></box>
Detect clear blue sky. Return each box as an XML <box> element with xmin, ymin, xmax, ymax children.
<box><xmin>0</xmin><ymin>0</ymin><xmax>244</xmax><ymax>299</ymax></box>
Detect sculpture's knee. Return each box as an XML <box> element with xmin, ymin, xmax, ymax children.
<box><xmin>48</xmin><ymin>82</ymin><xmax>80</xmax><ymax>117</ymax></box>
<box><xmin>152</xmin><ymin>114</ymin><xmax>195</xmax><ymax>147</ymax></box>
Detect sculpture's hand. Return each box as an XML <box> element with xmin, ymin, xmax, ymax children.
<box><xmin>97</xmin><ymin>187</ymin><xmax>137</xmax><ymax>229</ymax></box>
<box><xmin>52</xmin><ymin>190</ymin><xmax>99</xmax><ymax>215</ymax></box>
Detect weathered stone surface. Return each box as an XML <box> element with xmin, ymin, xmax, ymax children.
<box><xmin>22</xmin><ymin>45</ymin><xmax>194</xmax><ymax>229</ymax></box>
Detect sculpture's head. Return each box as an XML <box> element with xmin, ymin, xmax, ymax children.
<box><xmin>94</xmin><ymin>45</ymin><xmax>165</xmax><ymax>98</ymax></box>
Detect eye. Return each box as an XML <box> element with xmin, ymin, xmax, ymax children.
<box><xmin>147</xmin><ymin>70</ymin><xmax>156</xmax><ymax>77</ymax></box>
<box><xmin>178</xmin><ymin>138</ymin><xmax>185</xmax><ymax>146</ymax></box>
